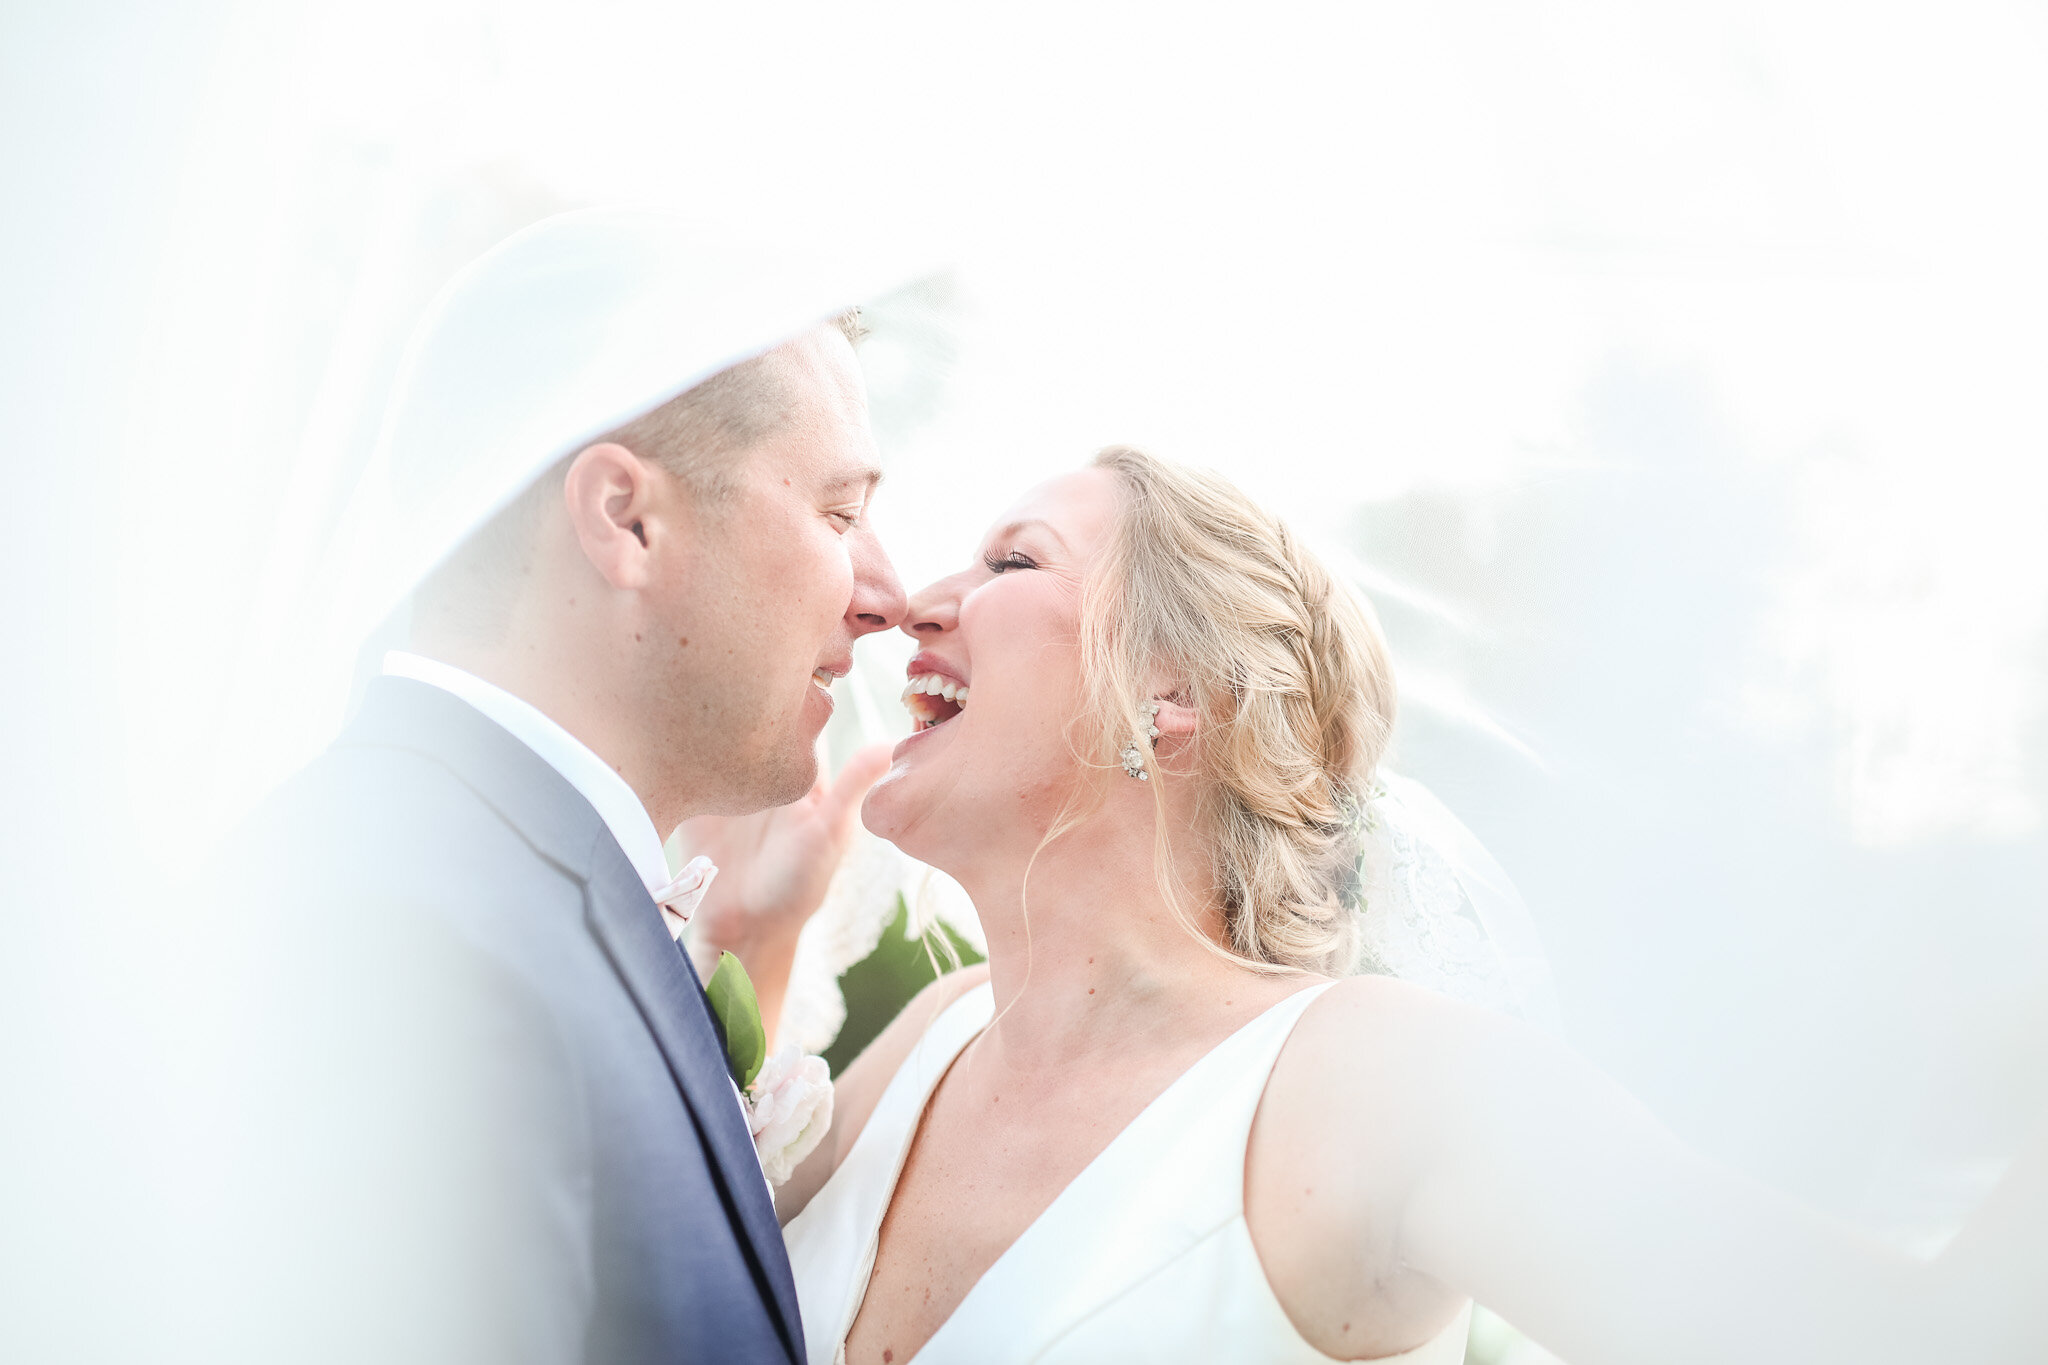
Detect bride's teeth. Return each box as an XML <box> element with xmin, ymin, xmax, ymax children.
<box><xmin>899</xmin><ymin>673</ymin><xmax>974</xmax><ymax>731</ymax></box>
<box><xmin>901</xmin><ymin>672</ymin><xmax>973</xmax><ymax>726</ymax></box>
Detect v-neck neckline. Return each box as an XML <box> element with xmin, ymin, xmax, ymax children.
<box><xmin>833</xmin><ymin>979</ymin><xmax>1333</xmax><ymax>1365</ymax></box>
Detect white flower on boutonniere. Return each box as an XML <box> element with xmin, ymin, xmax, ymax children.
<box><xmin>744</xmin><ymin>1043</ymin><xmax>834</xmax><ymax>1186</ymax></box>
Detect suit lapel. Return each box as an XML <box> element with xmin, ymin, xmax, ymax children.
<box><xmin>340</xmin><ymin>678</ymin><xmax>804</xmax><ymax>1363</ymax></box>
<box><xmin>581</xmin><ymin>846</ymin><xmax>806</xmax><ymax>1364</ymax></box>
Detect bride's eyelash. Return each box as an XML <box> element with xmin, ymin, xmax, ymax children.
<box><xmin>983</xmin><ymin>551</ymin><xmax>1037</xmax><ymax>574</ymax></box>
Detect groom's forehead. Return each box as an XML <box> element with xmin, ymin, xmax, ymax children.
<box><xmin>734</xmin><ymin>399</ymin><xmax>883</xmax><ymax>493</ymax></box>
<box><xmin>781</xmin><ymin>319</ymin><xmax>871</xmax><ymax>416</ymax></box>
<box><xmin>743</xmin><ymin>347</ymin><xmax>883</xmax><ymax>491</ymax></box>
<box><xmin>748</xmin><ymin>441</ymin><xmax>884</xmax><ymax>497</ymax></box>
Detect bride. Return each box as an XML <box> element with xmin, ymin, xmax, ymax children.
<box><xmin>697</xmin><ymin>446</ymin><xmax>2044</xmax><ymax>1365</ymax></box>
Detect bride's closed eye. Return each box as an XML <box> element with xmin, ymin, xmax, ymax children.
<box><xmin>983</xmin><ymin>551</ymin><xmax>1038</xmax><ymax>574</ymax></box>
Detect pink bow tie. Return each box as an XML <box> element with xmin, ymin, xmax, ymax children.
<box><xmin>651</xmin><ymin>855</ymin><xmax>718</xmax><ymax>940</ymax></box>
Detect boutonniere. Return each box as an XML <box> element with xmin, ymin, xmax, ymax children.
<box><xmin>704</xmin><ymin>952</ymin><xmax>834</xmax><ymax>1186</ymax></box>
<box><xmin>705</xmin><ymin>951</ymin><xmax>768</xmax><ymax>1089</ymax></box>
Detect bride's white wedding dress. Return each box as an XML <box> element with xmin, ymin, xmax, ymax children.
<box><xmin>786</xmin><ymin>980</ymin><xmax>1471</xmax><ymax>1364</ymax></box>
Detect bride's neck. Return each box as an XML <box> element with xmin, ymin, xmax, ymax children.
<box><xmin>948</xmin><ymin>811</ymin><xmax>1246</xmax><ymax>1073</ymax></box>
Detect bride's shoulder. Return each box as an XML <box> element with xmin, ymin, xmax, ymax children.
<box><xmin>1293</xmin><ymin>972</ymin><xmax>1522</xmax><ymax>1055</ymax></box>
<box><xmin>1269</xmin><ymin>975</ymin><xmax>1533</xmax><ymax>1146</ymax></box>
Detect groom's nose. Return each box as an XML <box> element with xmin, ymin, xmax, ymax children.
<box><xmin>847</xmin><ymin>522</ymin><xmax>907</xmax><ymax>637</ymax></box>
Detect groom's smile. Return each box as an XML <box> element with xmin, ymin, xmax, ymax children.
<box><xmin>806</xmin><ymin>661</ymin><xmax>852</xmax><ymax>718</ymax></box>
<box><xmin>638</xmin><ymin>322</ymin><xmax>906</xmax><ymax>815</ymax></box>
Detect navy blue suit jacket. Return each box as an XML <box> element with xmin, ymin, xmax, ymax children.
<box><xmin>231</xmin><ymin>677</ymin><xmax>804</xmax><ymax>1363</ymax></box>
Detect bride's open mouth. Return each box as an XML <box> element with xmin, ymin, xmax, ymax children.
<box><xmin>901</xmin><ymin>672</ymin><xmax>969</xmax><ymax>732</ymax></box>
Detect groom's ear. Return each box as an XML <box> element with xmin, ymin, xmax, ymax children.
<box><xmin>563</xmin><ymin>441</ymin><xmax>663</xmax><ymax>590</ymax></box>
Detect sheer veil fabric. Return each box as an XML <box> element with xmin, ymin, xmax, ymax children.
<box><xmin>1352</xmin><ymin>771</ymin><xmax>1561</xmax><ymax>1031</ymax></box>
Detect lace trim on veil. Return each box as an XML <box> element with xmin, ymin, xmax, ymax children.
<box><xmin>1352</xmin><ymin>772</ymin><xmax>1560</xmax><ymax>1031</ymax></box>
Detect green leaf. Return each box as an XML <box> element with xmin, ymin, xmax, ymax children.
<box><xmin>705</xmin><ymin>951</ymin><xmax>768</xmax><ymax>1090</ymax></box>
<box><xmin>820</xmin><ymin>892</ymin><xmax>986</xmax><ymax>1078</ymax></box>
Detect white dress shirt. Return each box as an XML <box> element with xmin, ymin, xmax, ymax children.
<box><xmin>382</xmin><ymin>651</ymin><xmax>672</xmax><ymax>897</ymax></box>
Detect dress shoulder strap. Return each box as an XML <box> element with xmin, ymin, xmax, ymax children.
<box><xmin>785</xmin><ymin>981</ymin><xmax>994</xmax><ymax>1365</ymax></box>
<box><xmin>869</xmin><ymin>980</ymin><xmax>995</xmax><ymax>1141</ymax></box>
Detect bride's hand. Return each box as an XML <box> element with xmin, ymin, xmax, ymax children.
<box><xmin>674</xmin><ymin>743</ymin><xmax>891</xmax><ymax>965</ymax></box>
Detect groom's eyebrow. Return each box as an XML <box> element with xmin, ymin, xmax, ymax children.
<box><xmin>823</xmin><ymin>466</ymin><xmax>886</xmax><ymax>494</ymax></box>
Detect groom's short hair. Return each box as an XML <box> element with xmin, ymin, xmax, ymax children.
<box><xmin>604</xmin><ymin>308</ymin><xmax>867</xmax><ymax>505</ymax></box>
<box><xmin>413</xmin><ymin>309</ymin><xmax>865</xmax><ymax>644</ymax></box>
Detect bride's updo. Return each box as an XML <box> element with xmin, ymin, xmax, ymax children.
<box><xmin>1080</xmin><ymin>446</ymin><xmax>1397</xmax><ymax>975</ymax></box>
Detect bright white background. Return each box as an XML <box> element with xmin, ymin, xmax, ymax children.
<box><xmin>4</xmin><ymin>1</ymin><xmax>2045</xmax><ymax>1357</ymax></box>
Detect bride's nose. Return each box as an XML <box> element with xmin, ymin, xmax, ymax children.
<box><xmin>901</xmin><ymin>574</ymin><xmax>962</xmax><ymax>638</ymax></box>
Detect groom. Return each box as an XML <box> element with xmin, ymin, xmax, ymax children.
<box><xmin>229</xmin><ymin>211</ymin><xmax>907</xmax><ymax>1363</ymax></box>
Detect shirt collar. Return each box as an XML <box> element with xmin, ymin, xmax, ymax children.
<box><xmin>381</xmin><ymin>651</ymin><xmax>671</xmax><ymax>895</ymax></box>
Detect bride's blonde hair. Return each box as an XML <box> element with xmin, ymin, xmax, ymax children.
<box><xmin>1076</xmin><ymin>446</ymin><xmax>1397</xmax><ymax>975</ymax></box>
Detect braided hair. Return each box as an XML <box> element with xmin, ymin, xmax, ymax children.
<box><xmin>1077</xmin><ymin>446</ymin><xmax>1397</xmax><ymax>974</ymax></box>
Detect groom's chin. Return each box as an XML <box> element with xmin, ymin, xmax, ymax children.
<box><xmin>757</xmin><ymin>744</ymin><xmax>819</xmax><ymax>810</ymax></box>
<box><xmin>701</xmin><ymin>734</ymin><xmax>818</xmax><ymax>816</ymax></box>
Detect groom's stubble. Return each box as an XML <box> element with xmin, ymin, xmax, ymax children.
<box><xmin>413</xmin><ymin>322</ymin><xmax>904</xmax><ymax>833</ymax></box>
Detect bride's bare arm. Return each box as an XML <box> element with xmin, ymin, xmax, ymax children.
<box><xmin>1258</xmin><ymin>975</ymin><xmax>2043</xmax><ymax>1365</ymax></box>
<box><xmin>776</xmin><ymin>962</ymin><xmax>990</xmax><ymax>1222</ymax></box>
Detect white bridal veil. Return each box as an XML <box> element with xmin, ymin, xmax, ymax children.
<box><xmin>1353</xmin><ymin>771</ymin><xmax>1562</xmax><ymax>1032</ymax></box>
